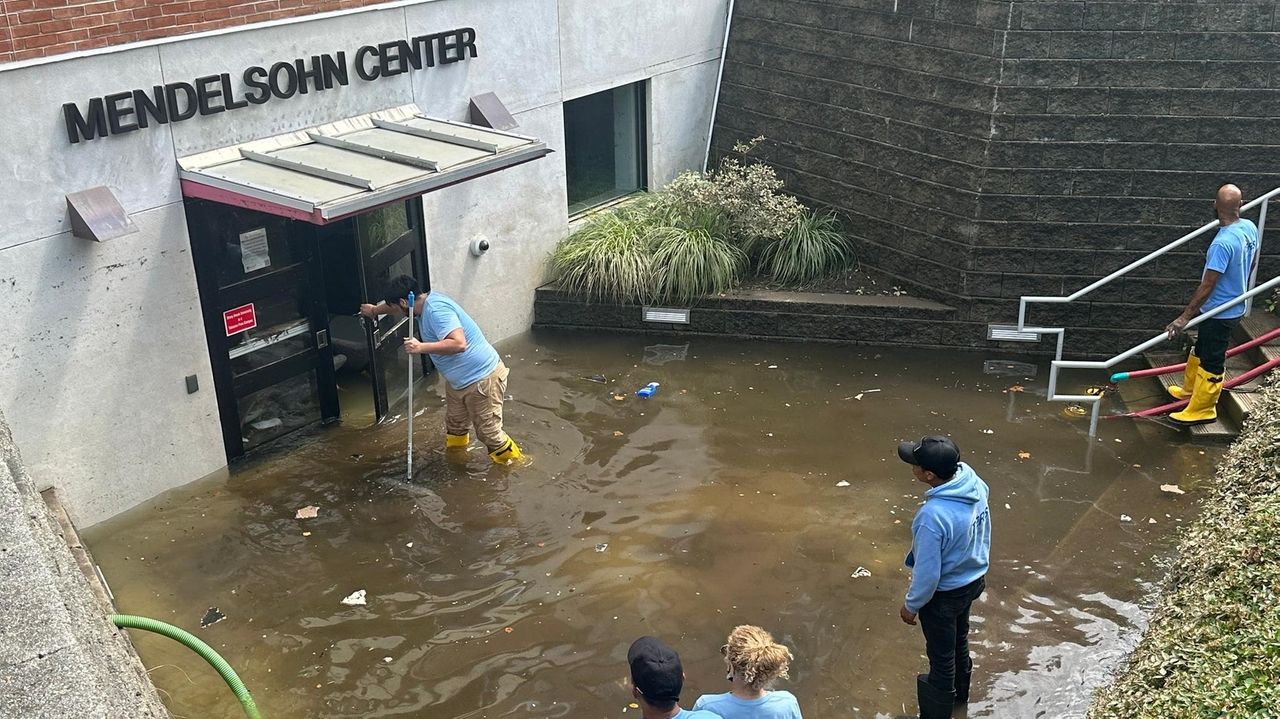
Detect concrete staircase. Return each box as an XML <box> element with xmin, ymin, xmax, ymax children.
<box><xmin>1131</xmin><ymin>312</ymin><xmax>1280</xmax><ymax>442</ymax></box>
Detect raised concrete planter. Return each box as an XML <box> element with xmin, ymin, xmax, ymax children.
<box><xmin>535</xmin><ymin>285</ymin><xmax>993</xmax><ymax>349</ymax></box>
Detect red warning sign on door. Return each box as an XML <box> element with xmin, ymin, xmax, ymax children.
<box><xmin>223</xmin><ymin>303</ymin><xmax>257</xmax><ymax>336</ymax></box>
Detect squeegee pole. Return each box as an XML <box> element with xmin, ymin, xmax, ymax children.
<box><xmin>406</xmin><ymin>291</ymin><xmax>415</xmax><ymax>480</ymax></box>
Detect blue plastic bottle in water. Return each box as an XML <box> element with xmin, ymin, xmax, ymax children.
<box><xmin>636</xmin><ymin>382</ymin><xmax>660</xmax><ymax>398</ymax></box>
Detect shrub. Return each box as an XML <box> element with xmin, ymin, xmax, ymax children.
<box><xmin>550</xmin><ymin>136</ymin><xmax>854</xmax><ymax>301</ymax></box>
<box><xmin>661</xmin><ymin>137</ymin><xmax>805</xmax><ymax>254</ymax></box>
<box><xmin>551</xmin><ymin>208</ymin><xmax>655</xmax><ymax>303</ymax></box>
<box><xmin>755</xmin><ymin>210</ymin><xmax>851</xmax><ymax>286</ymax></box>
<box><xmin>650</xmin><ymin>211</ymin><xmax>745</xmax><ymax>303</ymax></box>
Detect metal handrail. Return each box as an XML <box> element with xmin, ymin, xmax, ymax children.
<box><xmin>1016</xmin><ymin>186</ymin><xmax>1279</xmax><ymax>436</ymax></box>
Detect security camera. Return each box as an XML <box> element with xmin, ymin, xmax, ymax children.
<box><xmin>470</xmin><ymin>237</ymin><xmax>491</xmax><ymax>257</ymax></box>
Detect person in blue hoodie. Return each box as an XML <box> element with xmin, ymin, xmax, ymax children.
<box><xmin>896</xmin><ymin>435</ymin><xmax>991</xmax><ymax>719</ymax></box>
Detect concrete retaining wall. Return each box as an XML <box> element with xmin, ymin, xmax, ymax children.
<box><xmin>0</xmin><ymin>409</ymin><xmax>168</xmax><ymax>718</ymax></box>
<box><xmin>533</xmin><ymin>286</ymin><xmax>1075</xmax><ymax>353</ymax></box>
<box><xmin>713</xmin><ymin>0</ymin><xmax>1280</xmax><ymax>357</ymax></box>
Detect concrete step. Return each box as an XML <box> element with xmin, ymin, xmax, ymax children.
<box><xmin>1152</xmin><ymin>368</ymin><xmax>1240</xmax><ymax>441</ymax></box>
<box><xmin>1237</xmin><ymin>311</ymin><xmax>1280</xmax><ymax>364</ymax></box>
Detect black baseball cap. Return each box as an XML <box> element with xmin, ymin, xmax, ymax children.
<box><xmin>897</xmin><ymin>435</ymin><xmax>960</xmax><ymax>477</ymax></box>
<box><xmin>627</xmin><ymin>636</ymin><xmax>683</xmax><ymax>702</ymax></box>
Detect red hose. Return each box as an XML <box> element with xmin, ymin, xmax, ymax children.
<box><xmin>1112</xmin><ymin>325</ymin><xmax>1280</xmax><ymax>382</ymax></box>
<box><xmin>1110</xmin><ymin>354</ymin><xmax>1280</xmax><ymax>419</ymax></box>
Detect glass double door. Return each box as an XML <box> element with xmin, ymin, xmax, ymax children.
<box><xmin>188</xmin><ymin>199</ymin><xmax>428</xmax><ymax>462</ymax></box>
<box><xmin>318</xmin><ymin>202</ymin><xmax>429</xmax><ymax>424</ymax></box>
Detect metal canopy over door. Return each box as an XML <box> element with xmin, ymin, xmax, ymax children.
<box><xmin>187</xmin><ymin>200</ymin><xmax>340</xmax><ymax>460</ymax></box>
<box><xmin>178</xmin><ymin>105</ymin><xmax>551</xmax><ymax>224</ymax></box>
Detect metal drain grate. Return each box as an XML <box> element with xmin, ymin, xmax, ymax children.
<box><xmin>987</xmin><ymin>324</ymin><xmax>1041</xmax><ymax>342</ymax></box>
<box><xmin>642</xmin><ymin>307</ymin><xmax>690</xmax><ymax>324</ymax></box>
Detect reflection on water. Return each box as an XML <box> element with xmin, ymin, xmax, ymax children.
<box><xmin>84</xmin><ymin>331</ymin><xmax>1217</xmax><ymax>719</ymax></box>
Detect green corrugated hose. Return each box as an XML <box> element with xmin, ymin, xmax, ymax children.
<box><xmin>111</xmin><ymin>614</ymin><xmax>262</xmax><ymax>719</ymax></box>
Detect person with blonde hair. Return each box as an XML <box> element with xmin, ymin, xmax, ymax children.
<box><xmin>693</xmin><ymin>625</ymin><xmax>802</xmax><ymax>719</ymax></box>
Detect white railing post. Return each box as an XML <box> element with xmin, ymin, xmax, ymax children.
<box><xmin>1246</xmin><ymin>198</ymin><xmax>1267</xmax><ymax>315</ymax></box>
<box><xmin>1009</xmin><ymin>186</ymin><xmax>1280</xmax><ymax>437</ymax></box>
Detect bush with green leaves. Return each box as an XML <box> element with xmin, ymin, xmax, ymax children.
<box><xmin>551</xmin><ymin>136</ymin><xmax>855</xmax><ymax>302</ymax></box>
<box><xmin>1087</xmin><ymin>376</ymin><xmax>1280</xmax><ymax>719</ymax></box>
<box><xmin>755</xmin><ymin>210</ymin><xmax>850</xmax><ymax>286</ymax></box>
<box><xmin>551</xmin><ymin>207</ymin><xmax>655</xmax><ymax>304</ymax></box>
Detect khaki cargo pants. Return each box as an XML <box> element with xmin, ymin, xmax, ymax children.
<box><xmin>444</xmin><ymin>362</ymin><xmax>510</xmax><ymax>452</ymax></box>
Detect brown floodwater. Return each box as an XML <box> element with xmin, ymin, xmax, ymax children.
<box><xmin>84</xmin><ymin>330</ymin><xmax>1219</xmax><ymax>719</ymax></box>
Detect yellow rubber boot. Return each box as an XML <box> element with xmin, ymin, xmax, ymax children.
<box><xmin>1169</xmin><ymin>368</ymin><xmax>1223</xmax><ymax>425</ymax></box>
<box><xmin>1167</xmin><ymin>353</ymin><xmax>1201</xmax><ymax>400</ymax></box>
<box><xmin>446</xmin><ymin>433</ymin><xmax>470</xmax><ymax>449</ymax></box>
<box><xmin>489</xmin><ymin>437</ymin><xmax>524</xmax><ymax>464</ymax></box>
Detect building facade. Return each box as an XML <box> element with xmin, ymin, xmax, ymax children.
<box><xmin>0</xmin><ymin>0</ymin><xmax>730</xmax><ymax>525</ymax></box>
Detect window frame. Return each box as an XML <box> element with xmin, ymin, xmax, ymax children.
<box><xmin>563</xmin><ymin>80</ymin><xmax>649</xmax><ymax>217</ymax></box>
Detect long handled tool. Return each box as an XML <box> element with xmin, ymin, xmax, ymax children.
<box><xmin>406</xmin><ymin>290</ymin><xmax>415</xmax><ymax>480</ymax></box>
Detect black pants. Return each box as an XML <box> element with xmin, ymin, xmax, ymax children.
<box><xmin>1194</xmin><ymin>318</ymin><xmax>1239</xmax><ymax>375</ymax></box>
<box><xmin>918</xmin><ymin>576</ymin><xmax>985</xmax><ymax>693</ymax></box>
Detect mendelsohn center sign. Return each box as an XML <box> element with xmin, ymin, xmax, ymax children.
<box><xmin>62</xmin><ymin>27</ymin><xmax>478</xmax><ymax>144</ymax></box>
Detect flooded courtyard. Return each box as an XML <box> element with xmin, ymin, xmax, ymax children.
<box><xmin>84</xmin><ymin>331</ymin><xmax>1218</xmax><ymax>719</ymax></box>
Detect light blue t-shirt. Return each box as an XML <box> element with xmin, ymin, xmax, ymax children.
<box><xmin>693</xmin><ymin>691</ymin><xmax>803</xmax><ymax>719</ymax></box>
<box><xmin>674</xmin><ymin>709</ymin><xmax>723</xmax><ymax>719</ymax></box>
<box><xmin>417</xmin><ymin>291</ymin><xmax>500</xmax><ymax>389</ymax></box>
<box><xmin>1201</xmin><ymin>219</ymin><xmax>1258</xmax><ymax>320</ymax></box>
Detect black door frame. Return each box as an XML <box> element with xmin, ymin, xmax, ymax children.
<box><xmin>186</xmin><ymin>200</ymin><xmax>340</xmax><ymax>462</ymax></box>
<box><xmin>356</xmin><ymin>198</ymin><xmax>431</xmax><ymax>421</ymax></box>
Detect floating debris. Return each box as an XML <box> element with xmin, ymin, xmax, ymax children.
<box><xmin>595</xmin><ymin>543</ymin><xmax>609</xmax><ymax>553</ymax></box>
<box><xmin>1160</xmin><ymin>484</ymin><xmax>1186</xmax><ymax>495</ymax></box>
<box><xmin>340</xmin><ymin>589</ymin><xmax>367</xmax><ymax>606</ymax></box>
<box><xmin>1017</xmin><ymin>451</ymin><xmax>1031</xmax><ymax>460</ymax></box>
<box><xmin>850</xmin><ymin>567</ymin><xmax>872</xmax><ymax>579</ymax></box>
<box><xmin>295</xmin><ymin>505</ymin><xmax>319</xmax><ymax>520</ymax></box>
<box><xmin>836</xmin><ymin>480</ymin><xmax>851</xmax><ymax>487</ymax></box>
<box><xmin>1120</xmin><ymin>514</ymin><xmax>1133</xmax><ymax>523</ymax></box>
<box><xmin>200</xmin><ymin>607</ymin><xmax>226</xmax><ymax>628</ymax></box>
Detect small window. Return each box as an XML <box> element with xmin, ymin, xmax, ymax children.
<box><xmin>564</xmin><ymin>82</ymin><xmax>647</xmax><ymax>215</ymax></box>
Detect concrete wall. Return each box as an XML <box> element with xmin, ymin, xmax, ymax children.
<box><xmin>0</xmin><ymin>410</ymin><xmax>169</xmax><ymax>718</ymax></box>
<box><xmin>713</xmin><ymin>0</ymin><xmax>1280</xmax><ymax>356</ymax></box>
<box><xmin>423</xmin><ymin>0</ymin><xmax>729</xmax><ymax>338</ymax></box>
<box><xmin>0</xmin><ymin>0</ymin><xmax>728</xmax><ymax>524</ymax></box>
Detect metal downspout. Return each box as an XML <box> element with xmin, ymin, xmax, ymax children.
<box><xmin>703</xmin><ymin>0</ymin><xmax>736</xmax><ymax>172</ymax></box>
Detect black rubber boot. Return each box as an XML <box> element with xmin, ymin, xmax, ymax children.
<box><xmin>917</xmin><ymin>674</ymin><xmax>956</xmax><ymax>719</ymax></box>
<box><xmin>954</xmin><ymin>656</ymin><xmax>972</xmax><ymax>704</ymax></box>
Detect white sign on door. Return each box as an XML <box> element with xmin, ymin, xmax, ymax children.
<box><xmin>240</xmin><ymin>228</ymin><xmax>271</xmax><ymax>273</ymax></box>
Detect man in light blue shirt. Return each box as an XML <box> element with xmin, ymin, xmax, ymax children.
<box><xmin>1164</xmin><ymin>184</ymin><xmax>1259</xmax><ymax>425</ymax></box>
<box><xmin>361</xmin><ymin>275</ymin><xmax>522</xmax><ymax>464</ymax></box>
<box><xmin>897</xmin><ymin>435</ymin><xmax>990</xmax><ymax>719</ymax></box>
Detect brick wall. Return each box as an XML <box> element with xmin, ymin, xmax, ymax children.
<box><xmin>0</xmin><ymin>0</ymin><xmax>389</xmax><ymax>62</ymax></box>
<box><xmin>713</xmin><ymin>0</ymin><xmax>1280</xmax><ymax>356</ymax></box>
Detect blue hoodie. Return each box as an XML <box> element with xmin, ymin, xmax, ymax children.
<box><xmin>904</xmin><ymin>462</ymin><xmax>991</xmax><ymax>613</ymax></box>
